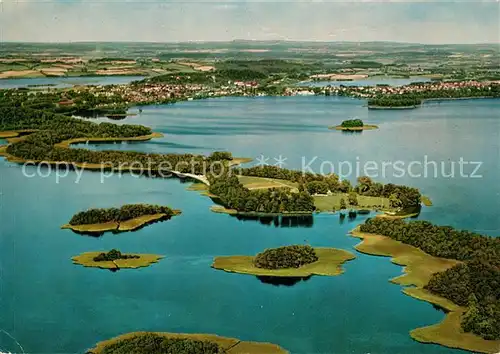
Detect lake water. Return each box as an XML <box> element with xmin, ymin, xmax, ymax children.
<box><xmin>1</xmin><ymin>95</ymin><xmax>499</xmax><ymax>353</ymax></box>
<box><xmin>0</xmin><ymin>75</ymin><xmax>144</xmax><ymax>89</ymax></box>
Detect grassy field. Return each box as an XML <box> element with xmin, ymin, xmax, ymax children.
<box><xmin>421</xmin><ymin>195</ymin><xmax>433</xmax><ymax>206</ymax></box>
<box><xmin>212</xmin><ymin>247</ymin><xmax>355</xmax><ymax>277</ymax></box>
<box><xmin>237</xmin><ymin>175</ymin><xmax>298</xmax><ymax>190</ymax></box>
<box><xmin>87</xmin><ymin>331</ymin><xmax>287</xmax><ymax>354</ymax></box>
<box><xmin>313</xmin><ymin>193</ymin><xmax>392</xmax><ymax>212</ymax></box>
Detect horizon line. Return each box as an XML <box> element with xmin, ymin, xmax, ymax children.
<box><xmin>1</xmin><ymin>40</ymin><xmax>499</xmax><ymax>46</ymax></box>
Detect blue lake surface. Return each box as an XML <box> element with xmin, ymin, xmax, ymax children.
<box><xmin>0</xmin><ymin>75</ymin><xmax>144</xmax><ymax>89</ymax></box>
<box><xmin>1</xmin><ymin>95</ymin><xmax>499</xmax><ymax>353</ymax></box>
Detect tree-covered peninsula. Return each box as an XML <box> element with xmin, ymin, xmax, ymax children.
<box><xmin>87</xmin><ymin>332</ymin><xmax>287</xmax><ymax>354</ymax></box>
<box><xmin>62</xmin><ymin>204</ymin><xmax>181</xmax><ymax>234</ymax></box>
<box><xmin>208</xmin><ymin>172</ymin><xmax>316</xmax><ymax>214</ymax></box>
<box><xmin>212</xmin><ymin>245</ymin><xmax>355</xmax><ymax>277</ymax></box>
<box><xmin>359</xmin><ymin>218</ymin><xmax>500</xmax><ymax>345</ymax></box>
<box><xmin>368</xmin><ymin>96</ymin><xmax>422</xmax><ymax>109</ymax></box>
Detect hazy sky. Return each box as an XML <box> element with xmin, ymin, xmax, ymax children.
<box><xmin>1</xmin><ymin>0</ymin><xmax>499</xmax><ymax>44</ymax></box>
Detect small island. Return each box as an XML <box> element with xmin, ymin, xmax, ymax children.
<box><xmin>61</xmin><ymin>204</ymin><xmax>181</xmax><ymax>235</ymax></box>
<box><xmin>72</xmin><ymin>249</ymin><xmax>163</xmax><ymax>270</ymax></box>
<box><xmin>87</xmin><ymin>331</ymin><xmax>287</xmax><ymax>354</ymax></box>
<box><xmin>212</xmin><ymin>245</ymin><xmax>355</xmax><ymax>277</ymax></box>
<box><xmin>329</xmin><ymin>119</ymin><xmax>378</xmax><ymax>131</ymax></box>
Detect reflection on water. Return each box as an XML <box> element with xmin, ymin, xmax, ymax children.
<box><xmin>256</xmin><ymin>275</ymin><xmax>312</xmax><ymax>287</ymax></box>
<box><xmin>341</xmin><ymin>130</ymin><xmax>363</xmax><ymax>135</ymax></box>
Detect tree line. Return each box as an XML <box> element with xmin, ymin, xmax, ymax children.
<box><xmin>254</xmin><ymin>245</ymin><xmax>318</xmax><ymax>269</ymax></box>
<box><xmin>359</xmin><ymin>218</ymin><xmax>500</xmax><ymax>340</ymax></box>
<box><xmin>0</xmin><ymin>87</ymin><xmax>127</xmax><ymax>118</ymax></box>
<box><xmin>0</xmin><ymin>106</ymin><xmax>151</xmax><ymax>136</ymax></box>
<box><xmin>69</xmin><ymin>204</ymin><xmax>176</xmax><ymax>225</ymax></box>
<box><xmin>93</xmin><ymin>249</ymin><xmax>140</xmax><ymax>262</ymax></box>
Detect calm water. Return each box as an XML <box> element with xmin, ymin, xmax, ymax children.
<box><xmin>1</xmin><ymin>95</ymin><xmax>499</xmax><ymax>353</ymax></box>
<box><xmin>0</xmin><ymin>76</ymin><xmax>144</xmax><ymax>89</ymax></box>
<box><xmin>303</xmin><ymin>77</ymin><xmax>431</xmax><ymax>87</ymax></box>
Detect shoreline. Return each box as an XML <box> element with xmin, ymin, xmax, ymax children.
<box><xmin>212</xmin><ymin>247</ymin><xmax>355</xmax><ymax>278</ymax></box>
<box><xmin>87</xmin><ymin>331</ymin><xmax>288</xmax><ymax>354</ymax></box>
<box><xmin>349</xmin><ymin>227</ymin><xmax>500</xmax><ymax>354</ymax></box>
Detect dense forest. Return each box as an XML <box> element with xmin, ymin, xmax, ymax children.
<box><xmin>359</xmin><ymin>218</ymin><xmax>500</xmax><ymax>340</ymax></box>
<box><xmin>208</xmin><ymin>173</ymin><xmax>316</xmax><ymax>213</ymax></box>
<box><xmin>254</xmin><ymin>245</ymin><xmax>318</xmax><ymax>269</ymax></box>
<box><xmin>340</xmin><ymin>119</ymin><xmax>364</xmax><ymax>128</ymax></box>
<box><xmin>69</xmin><ymin>204</ymin><xmax>176</xmax><ymax>225</ymax></box>
<box><xmin>237</xmin><ymin>168</ymin><xmax>421</xmax><ymax>209</ymax></box>
<box><xmin>92</xmin><ymin>333</ymin><xmax>223</xmax><ymax>354</ymax></box>
<box><xmin>93</xmin><ymin>249</ymin><xmax>140</xmax><ymax>262</ymax></box>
